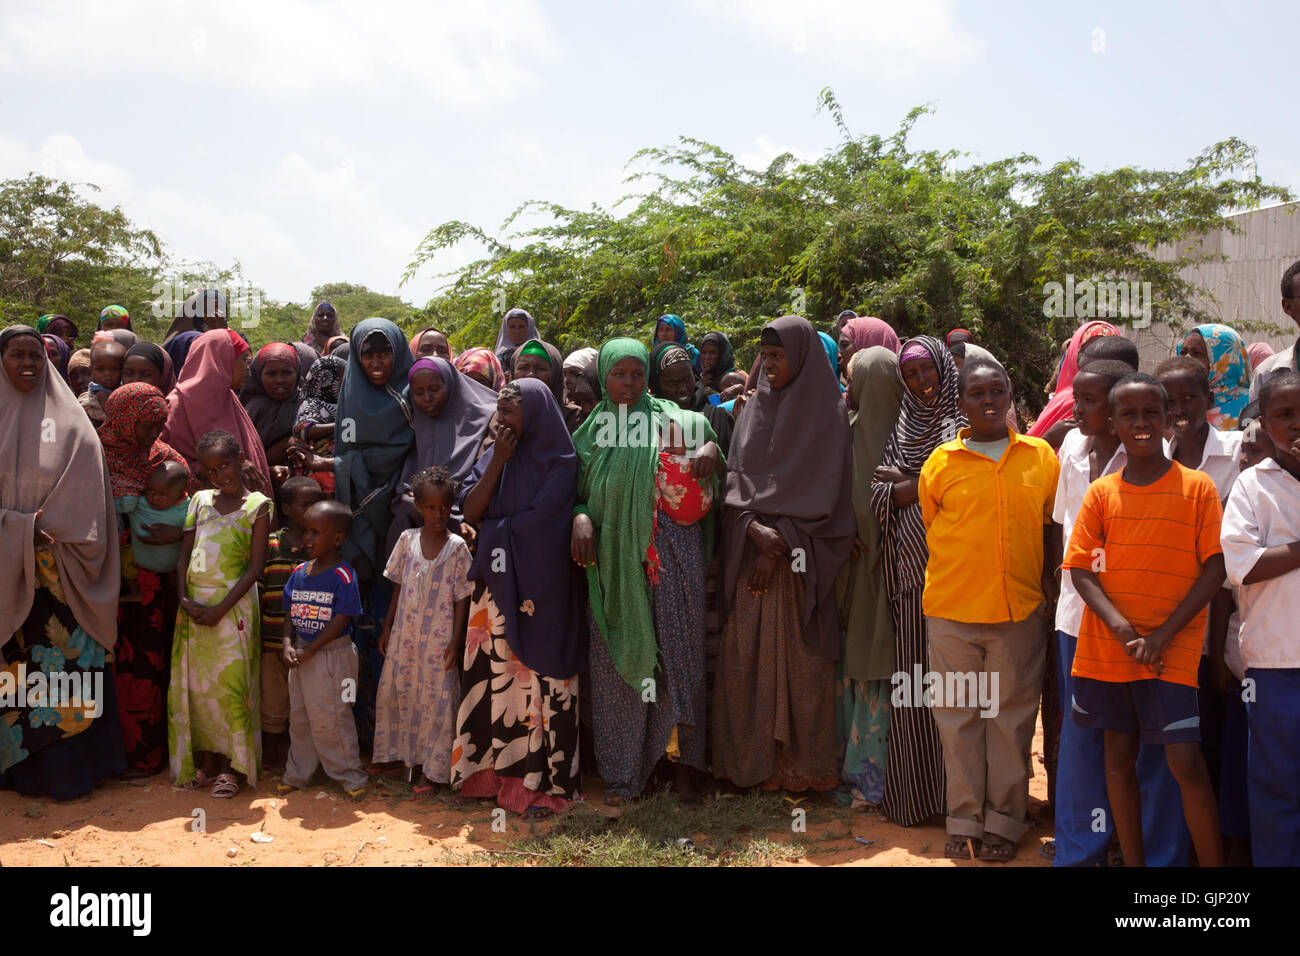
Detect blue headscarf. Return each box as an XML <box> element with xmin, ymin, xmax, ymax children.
<box><xmin>653</xmin><ymin>313</ymin><xmax>700</xmax><ymax>367</ymax></box>
<box><xmin>818</xmin><ymin>331</ymin><xmax>845</xmax><ymax>392</ymax></box>
<box><xmin>335</xmin><ymin>317</ymin><xmax>415</xmax><ymax>585</ymax></box>
<box><xmin>461</xmin><ymin>378</ymin><xmax>584</xmax><ymax>678</ymax></box>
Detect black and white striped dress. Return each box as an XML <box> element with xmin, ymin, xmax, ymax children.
<box><xmin>869</xmin><ymin>335</ymin><xmax>965</xmax><ymax>827</ymax></box>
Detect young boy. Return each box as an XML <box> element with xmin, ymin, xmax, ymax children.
<box><xmin>278</xmin><ymin>499</ymin><xmax>368</xmax><ymax>800</ymax></box>
<box><xmin>79</xmin><ymin>336</ymin><xmax>125</xmax><ymax>427</ymax></box>
<box><xmin>1051</xmin><ymin>360</ymin><xmax>1187</xmax><ymax>866</ymax></box>
<box><xmin>1065</xmin><ymin>372</ymin><xmax>1225</xmax><ymax>867</ymax></box>
<box><xmin>259</xmin><ymin>476</ymin><xmax>324</xmax><ymax>771</ymax></box>
<box><xmin>918</xmin><ymin>357</ymin><xmax>1059</xmax><ymax>862</ymax></box>
<box><xmin>1221</xmin><ymin>369</ymin><xmax>1300</xmax><ymax>865</ymax></box>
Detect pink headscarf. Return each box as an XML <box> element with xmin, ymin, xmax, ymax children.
<box><xmin>161</xmin><ymin>328</ymin><xmax>271</xmax><ymax>490</ymax></box>
<box><xmin>841</xmin><ymin>317</ymin><xmax>901</xmax><ymax>353</ymax></box>
<box><xmin>1027</xmin><ymin>320</ymin><xmax>1121</xmax><ymax>439</ymax></box>
<box><xmin>1247</xmin><ymin>341</ymin><xmax>1276</xmax><ymax>371</ymax></box>
<box><xmin>453</xmin><ymin>346</ymin><xmax>506</xmax><ymax>392</ymax></box>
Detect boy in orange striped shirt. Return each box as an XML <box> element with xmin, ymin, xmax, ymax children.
<box><xmin>1064</xmin><ymin>372</ymin><xmax>1224</xmax><ymax>867</ymax></box>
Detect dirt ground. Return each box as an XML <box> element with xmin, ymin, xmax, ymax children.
<box><xmin>0</xmin><ymin>721</ymin><xmax>1054</xmax><ymax>867</ymax></box>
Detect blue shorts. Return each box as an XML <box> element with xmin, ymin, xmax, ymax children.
<box><xmin>1072</xmin><ymin>677</ymin><xmax>1200</xmax><ymax>745</ymax></box>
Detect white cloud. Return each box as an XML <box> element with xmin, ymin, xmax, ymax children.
<box><xmin>737</xmin><ymin>135</ymin><xmax>821</xmax><ymax>171</ymax></box>
<box><xmin>692</xmin><ymin>0</ymin><xmax>979</xmax><ymax>78</ymax></box>
<box><xmin>0</xmin><ymin>0</ymin><xmax>557</xmax><ymax>108</ymax></box>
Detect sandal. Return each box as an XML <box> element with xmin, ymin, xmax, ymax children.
<box><xmin>410</xmin><ymin>782</ymin><xmax>436</xmax><ymax>801</ymax></box>
<box><xmin>944</xmin><ymin>837</ymin><xmax>979</xmax><ymax>860</ymax></box>
<box><xmin>172</xmin><ymin>769</ymin><xmax>213</xmax><ymax>791</ymax></box>
<box><xmin>978</xmin><ymin>836</ymin><xmax>1017</xmax><ymax>862</ymax></box>
<box><xmin>343</xmin><ymin>786</ymin><xmax>367</xmax><ymax>803</ymax></box>
<box><xmin>209</xmin><ymin>772</ymin><xmax>239</xmax><ymax>799</ymax></box>
<box><xmin>522</xmin><ymin>805</ymin><xmax>555</xmax><ymax>822</ymax></box>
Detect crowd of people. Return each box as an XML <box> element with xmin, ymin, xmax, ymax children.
<box><xmin>3</xmin><ymin>265</ymin><xmax>1300</xmax><ymax>867</ymax></box>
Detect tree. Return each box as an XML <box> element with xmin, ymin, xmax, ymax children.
<box><xmin>0</xmin><ymin>174</ymin><xmax>163</xmax><ymax>346</ymax></box>
<box><xmin>403</xmin><ymin>92</ymin><xmax>1291</xmax><ymax>409</ymax></box>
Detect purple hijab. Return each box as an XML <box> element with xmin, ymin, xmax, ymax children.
<box><xmin>461</xmin><ymin>378</ymin><xmax>584</xmax><ymax>678</ymax></box>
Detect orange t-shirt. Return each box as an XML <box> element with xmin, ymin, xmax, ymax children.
<box><xmin>1063</xmin><ymin>462</ymin><xmax>1223</xmax><ymax>687</ymax></box>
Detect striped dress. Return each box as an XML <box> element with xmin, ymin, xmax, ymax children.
<box><xmin>869</xmin><ymin>336</ymin><xmax>965</xmax><ymax>827</ymax></box>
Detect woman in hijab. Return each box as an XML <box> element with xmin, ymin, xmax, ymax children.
<box><xmin>869</xmin><ymin>335</ymin><xmax>965</xmax><ymax>825</ymax></box>
<box><xmin>454</xmin><ymin>346</ymin><xmax>506</xmax><ymax>392</ymax></box>
<box><xmin>571</xmin><ymin>339</ymin><xmax>723</xmax><ymax>804</ymax></box>
<box><xmin>648</xmin><ymin>341</ymin><xmax>735</xmax><ymax>457</ymax></box>
<box><xmin>409</xmin><ymin>326</ymin><xmax>455</xmax><ymax>363</ymax></box>
<box><xmin>697</xmin><ymin>331</ymin><xmax>736</xmax><ymax>392</ymax></box>
<box><xmin>387</xmin><ymin>356</ymin><xmax>498</xmax><ymax>548</ymax></box>
<box><xmin>562</xmin><ymin>347</ymin><xmax>600</xmax><ymax>429</ymax></box>
<box><xmin>494</xmin><ymin>307</ymin><xmax>539</xmax><ymax>367</ymax></box>
<box><xmin>326</xmin><ymin>334</ymin><xmax>350</xmax><ymax>356</ymax></box>
<box><xmin>302</xmin><ymin>301</ymin><xmax>341</xmax><ymax>354</ymax></box>
<box><xmin>162</xmin><ymin>289</ymin><xmax>227</xmax><ymax>343</ymax></box>
<box><xmin>838</xmin><ymin>317</ymin><xmax>900</xmax><ymax>384</ymax></box>
<box><xmin>836</xmin><ymin>347</ymin><xmax>902</xmax><ymax>809</ymax></box>
<box><xmin>42</xmin><ymin>334</ymin><xmax>71</xmax><ymax>381</ymax></box>
<box><xmin>512</xmin><ymin>337</ymin><xmax>585</xmax><ymax>432</ymax></box>
<box><xmin>288</xmin><ymin>353</ymin><xmax>346</xmax><ymax>494</ymax></box>
<box><xmin>713</xmin><ymin>315</ymin><xmax>854</xmax><ymax>793</ymax></box>
<box><xmin>122</xmin><ymin>342</ymin><xmax>177</xmax><ymax>395</ymax></box>
<box><xmin>334</xmin><ymin>319</ymin><xmax>415</xmax><ymax>750</ymax></box>
<box><xmin>452</xmin><ymin>378</ymin><xmax>585</xmax><ymax>819</ymax></box>
<box><xmin>1177</xmin><ymin>323</ymin><xmax>1252</xmax><ymax>430</ymax></box>
<box><xmin>336</xmin><ymin>319</ymin><xmax>416</xmax><ymax>588</ymax></box>
<box><xmin>37</xmin><ymin>314</ymin><xmax>78</xmax><ymax>352</ymax></box>
<box><xmin>818</xmin><ymin>331</ymin><xmax>845</xmax><ymax>392</ymax></box>
<box><xmin>102</xmin><ymin>382</ymin><xmax>190</xmax><ymax>775</ymax></box>
<box><xmin>1027</xmin><ymin>320</ymin><xmax>1120</xmax><ymax>442</ymax></box>
<box><xmin>161</xmin><ymin>328</ymin><xmax>271</xmax><ymax>494</ymax></box>
<box><xmin>651</xmin><ymin>313</ymin><xmax>699</xmax><ymax>366</ymax></box>
<box><xmin>0</xmin><ymin>325</ymin><xmax>127</xmax><ymax>799</ymax></box>
<box><xmin>163</xmin><ymin>332</ymin><xmax>200</xmax><ymax>376</ymax></box>
<box><xmin>67</xmin><ymin>348</ymin><xmax>93</xmax><ymax>396</ymax></box>
<box><xmin>239</xmin><ymin>342</ymin><xmax>303</xmax><ymax>473</ymax></box>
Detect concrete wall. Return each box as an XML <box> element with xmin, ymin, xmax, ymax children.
<box><xmin>1133</xmin><ymin>201</ymin><xmax>1300</xmax><ymax>367</ymax></box>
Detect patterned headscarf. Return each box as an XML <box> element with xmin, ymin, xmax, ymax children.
<box><xmin>454</xmin><ymin>346</ymin><xmax>506</xmax><ymax>392</ymax></box>
<box><xmin>1179</xmin><ymin>323</ymin><xmax>1252</xmax><ymax>430</ymax></box>
<box><xmin>295</xmin><ymin>353</ymin><xmax>345</xmax><ymax>432</ymax></box>
<box><xmin>99</xmin><ymin>304</ymin><xmax>130</xmax><ymax>328</ymax></box>
<box><xmin>37</xmin><ymin>314</ymin><xmax>77</xmax><ymax>340</ymax></box>
<box><xmin>870</xmin><ymin>335</ymin><xmax>966</xmax><ymax>595</ymax></box>
<box><xmin>239</xmin><ymin>342</ymin><xmax>303</xmax><ymax>447</ymax></box>
<box><xmin>100</xmin><ymin>382</ymin><xmax>189</xmax><ymax>498</ymax></box>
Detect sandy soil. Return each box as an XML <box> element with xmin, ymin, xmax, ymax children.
<box><xmin>0</xmin><ymin>723</ymin><xmax>1054</xmax><ymax>868</ymax></box>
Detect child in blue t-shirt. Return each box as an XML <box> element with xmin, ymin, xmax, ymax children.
<box><xmin>277</xmin><ymin>499</ymin><xmax>368</xmax><ymax>800</ymax></box>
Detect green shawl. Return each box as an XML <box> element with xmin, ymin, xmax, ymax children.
<box><xmin>837</xmin><ymin>347</ymin><xmax>902</xmax><ymax>682</ymax></box>
<box><xmin>572</xmin><ymin>338</ymin><xmax>722</xmax><ymax>687</ymax></box>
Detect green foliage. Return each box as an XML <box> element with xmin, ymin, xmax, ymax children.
<box><xmin>0</xmin><ymin>174</ymin><xmax>163</xmax><ymax>348</ymax></box>
<box><xmin>404</xmin><ymin>92</ymin><xmax>1292</xmax><ymax>408</ymax></box>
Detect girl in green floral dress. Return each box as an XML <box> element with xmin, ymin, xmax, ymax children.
<box><xmin>168</xmin><ymin>429</ymin><xmax>270</xmax><ymax>798</ymax></box>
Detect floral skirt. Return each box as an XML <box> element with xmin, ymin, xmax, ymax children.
<box><xmin>451</xmin><ymin>587</ymin><xmax>580</xmax><ymax>812</ymax></box>
<box><xmin>115</xmin><ymin>568</ymin><xmax>177</xmax><ymax>774</ymax></box>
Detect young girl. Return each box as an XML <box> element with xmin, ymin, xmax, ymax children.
<box><xmin>168</xmin><ymin>429</ymin><xmax>270</xmax><ymax>798</ymax></box>
<box><xmin>288</xmin><ymin>353</ymin><xmax>345</xmax><ymax>494</ymax></box>
<box><xmin>373</xmin><ymin>466</ymin><xmax>473</xmax><ymax>796</ymax></box>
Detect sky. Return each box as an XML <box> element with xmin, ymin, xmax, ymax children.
<box><xmin>1</xmin><ymin>0</ymin><xmax>1293</xmax><ymax>308</ymax></box>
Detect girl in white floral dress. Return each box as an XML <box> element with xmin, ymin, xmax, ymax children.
<box><xmin>374</xmin><ymin>466</ymin><xmax>473</xmax><ymax>795</ymax></box>
<box><xmin>168</xmin><ymin>430</ymin><xmax>270</xmax><ymax>798</ymax></box>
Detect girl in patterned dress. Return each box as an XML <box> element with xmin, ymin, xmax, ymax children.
<box><xmin>373</xmin><ymin>467</ymin><xmax>473</xmax><ymax>796</ymax></box>
<box><xmin>168</xmin><ymin>429</ymin><xmax>271</xmax><ymax>798</ymax></box>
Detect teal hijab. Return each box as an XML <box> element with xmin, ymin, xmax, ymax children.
<box><xmin>571</xmin><ymin>338</ymin><xmax>721</xmax><ymax>687</ymax></box>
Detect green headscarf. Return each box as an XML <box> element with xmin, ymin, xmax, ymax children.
<box><xmin>571</xmin><ymin>338</ymin><xmax>722</xmax><ymax>688</ymax></box>
<box><xmin>837</xmin><ymin>346</ymin><xmax>902</xmax><ymax>682</ymax></box>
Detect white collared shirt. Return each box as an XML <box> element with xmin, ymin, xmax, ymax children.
<box><xmin>1053</xmin><ymin>428</ymin><xmax>1126</xmax><ymax>635</ymax></box>
<box><xmin>1169</xmin><ymin>426</ymin><xmax>1243</xmax><ymax>503</ymax></box>
<box><xmin>1249</xmin><ymin>344</ymin><xmax>1296</xmax><ymax>401</ymax></box>
<box><xmin>1221</xmin><ymin>458</ymin><xmax>1300</xmax><ymax>670</ymax></box>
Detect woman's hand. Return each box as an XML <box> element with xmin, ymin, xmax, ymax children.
<box><xmin>571</xmin><ymin>514</ymin><xmax>596</xmax><ymax>567</ymax></box>
<box><xmin>241</xmin><ymin>461</ymin><xmax>266</xmax><ymax>493</ymax></box>
<box><xmin>692</xmin><ymin>441</ymin><xmax>721</xmax><ymax>478</ymax></box>
<box><xmin>442</xmin><ymin>636</ymin><xmax>463</xmax><ymax>671</ymax></box>
<box><xmin>873</xmin><ymin>465</ymin><xmax>908</xmax><ymax>485</ymax></box>
<box><xmin>747</xmin><ymin>521</ymin><xmax>788</xmax><ymax>560</ymax></box>
<box><xmin>748</xmin><ymin>552</ymin><xmax>778</xmax><ymax>595</ymax></box>
<box><xmin>495</xmin><ymin>423</ymin><xmax>520</xmax><ymax>463</ymax></box>
<box><xmin>139</xmin><ymin>523</ymin><xmax>184</xmax><ymax>545</ymax></box>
